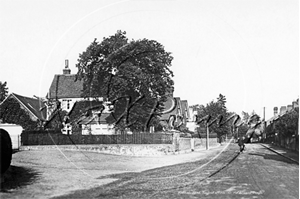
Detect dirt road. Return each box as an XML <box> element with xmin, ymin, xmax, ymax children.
<box><xmin>53</xmin><ymin>144</ymin><xmax>299</xmax><ymax>199</ymax></box>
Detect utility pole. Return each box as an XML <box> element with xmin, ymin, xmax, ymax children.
<box><xmin>263</xmin><ymin>107</ymin><xmax>266</xmax><ymax>141</ymax></box>
<box><xmin>206</xmin><ymin>122</ymin><xmax>209</xmax><ymax>150</ymax></box>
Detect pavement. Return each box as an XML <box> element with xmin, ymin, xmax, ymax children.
<box><xmin>260</xmin><ymin>143</ymin><xmax>299</xmax><ymax>164</ymax></box>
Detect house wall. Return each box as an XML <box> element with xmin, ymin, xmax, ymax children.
<box><xmin>186</xmin><ymin>121</ymin><xmax>197</xmax><ymax>132</ymax></box>
<box><xmin>59</xmin><ymin>98</ymin><xmax>82</xmax><ymax>112</ymax></box>
<box><xmin>82</xmin><ymin>124</ymin><xmax>115</xmax><ymax>135</ymax></box>
<box><xmin>188</xmin><ymin>107</ymin><xmax>197</xmax><ymax>122</ymax></box>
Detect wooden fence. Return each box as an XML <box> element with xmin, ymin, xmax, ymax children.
<box><xmin>21</xmin><ymin>130</ymin><xmax>173</xmax><ymax>145</ymax></box>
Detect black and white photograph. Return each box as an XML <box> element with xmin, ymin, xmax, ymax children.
<box><xmin>0</xmin><ymin>0</ymin><xmax>299</xmax><ymax>198</ymax></box>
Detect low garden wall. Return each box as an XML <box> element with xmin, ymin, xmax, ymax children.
<box><xmin>178</xmin><ymin>138</ymin><xmax>219</xmax><ymax>151</ymax></box>
<box><xmin>20</xmin><ymin>137</ymin><xmax>220</xmax><ymax>156</ymax></box>
<box><xmin>20</xmin><ymin>144</ymin><xmax>174</xmax><ymax>156</ymax></box>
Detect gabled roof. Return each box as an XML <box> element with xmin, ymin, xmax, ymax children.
<box><xmin>159</xmin><ymin>95</ymin><xmax>191</xmax><ymax>126</ymax></box>
<box><xmin>160</xmin><ymin>96</ymin><xmax>178</xmax><ymax>120</ymax></box>
<box><xmin>48</xmin><ymin>74</ymin><xmax>83</xmax><ymax>99</ymax></box>
<box><xmin>174</xmin><ymin>97</ymin><xmax>182</xmax><ymax>115</ymax></box>
<box><xmin>9</xmin><ymin>93</ymin><xmax>46</xmax><ymax>120</ymax></box>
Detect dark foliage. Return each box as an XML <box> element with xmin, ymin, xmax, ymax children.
<box><xmin>197</xmin><ymin>94</ymin><xmax>230</xmax><ymax>138</ymax></box>
<box><xmin>76</xmin><ymin>30</ymin><xmax>174</xmax><ymax>132</ymax></box>
<box><xmin>274</xmin><ymin>107</ymin><xmax>299</xmax><ymax>138</ymax></box>
<box><xmin>0</xmin><ymin>98</ymin><xmax>40</xmax><ymax>130</ymax></box>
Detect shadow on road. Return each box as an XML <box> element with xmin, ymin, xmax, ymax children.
<box><xmin>248</xmin><ymin>152</ymin><xmax>298</xmax><ymax>165</ymax></box>
<box><xmin>1</xmin><ymin>165</ymin><xmax>40</xmax><ymax>192</ymax></box>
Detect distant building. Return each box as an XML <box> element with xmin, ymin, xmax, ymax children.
<box><xmin>266</xmin><ymin>98</ymin><xmax>299</xmax><ymax>126</ymax></box>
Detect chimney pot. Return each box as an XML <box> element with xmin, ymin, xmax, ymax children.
<box><xmin>65</xmin><ymin>59</ymin><xmax>69</xmax><ymax>68</ymax></box>
<box><xmin>279</xmin><ymin>106</ymin><xmax>287</xmax><ymax>115</ymax></box>
<box><xmin>292</xmin><ymin>101</ymin><xmax>299</xmax><ymax>108</ymax></box>
<box><xmin>63</xmin><ymin>59</ymin><xmax>71</xmax><ymax>75</ymax></box>
<box><xmin>287</xmin><ymin>105</ymin><xmax>293</xmax><ymax>112</ymax></box>
<box><xmin>274</xmin><ymin>107</ymin><xmax>278</xmax><ymax>116</ymax></box>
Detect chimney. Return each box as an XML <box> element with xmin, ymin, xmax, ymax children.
<box><xmin>279</xmin><ymin>106</ymin><xmax>286</xmax><ymax>115</ymax></box>
<box><xmin>273</xmin><ymin>107</ymin><xmax>278</xmax><ymax>116</ymax></box>
<box><xmin>63</xmin><ymin>59</ymin><xmax>71</xmax><ymax>75</ymax></box>
<box><xmin>287</xmin><ymin>105</ymin><xmax>293</xmax><ymax>112</ymax></box>
<box><xmin>292</xmin><ymin>101</ymin><xmax>299</xmax><ymax>108</ymax></box>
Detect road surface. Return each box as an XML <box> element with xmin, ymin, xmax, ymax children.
<box><xmin>1</xmin><ymin>143</ymin><xmax>298</xmax><ymax>198</ymax></box>
<box><xmin>54</xmin><ymin>143</ymin><xmax>299</xmax><ymax>199</ymax></box>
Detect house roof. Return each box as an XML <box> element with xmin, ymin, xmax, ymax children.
<box><xmin>68</xmin><ymin>100</ymin><xmax>104</xmax><ymax>118</ymax></box>
<box><xmin>77</xmin><ymin>113</ymin><xmax>111</xmax><ymax>125</ymax></box>
<box><xmin>68</xmin><ymin>100</ymin><xmax>108</xmax><ymax>125</ymax></box>
<box><xmin>10</xmin><ymin>93</ymin><xmax>47</xmax><ymax>120</ymax></box>
<box><xmin>48</xmin><ymin>74</ymin><xmax>83</xmax><ymax>99</ymax></box>
<box><xmin>160</xmin><ymin>96</ymin><xmax>178</xmax><ymax>120</ymax></box>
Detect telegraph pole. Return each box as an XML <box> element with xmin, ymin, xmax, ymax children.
<box><xmin>206</xmin><ymin>122</ymin><xmax>209</xmax><ymax>150</ymax></box>
<box><xmin>263</xmin><ymin>107</ymin><xmax>266</xmax><ymax>141</ymax></box>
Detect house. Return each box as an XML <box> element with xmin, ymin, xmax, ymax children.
<box><xmin>45</xmin><ymin>60</ymin><xmax>113</xmax><ymax>135</ymax></box>
<box><xmin>46</xmin><ymin>60</ymin><xmax>104</xmax><ymax>117</ymax></box>
<box><xmin>159</xmin><ymin>94</ymin><xmax>192</xmax><ymax>131</ymax></box>
<box><xmin>46</xmin><ymin>60</ymin><xmax>118</xmax><ymax>135</ymax></box>
<box><xmin>0</xmin><ymin>93</ymin><xmax>46</xmax><ymax>130</ymax></box>
<box><xmin>266</xmin><ymin>98</ymin><xmax>299</xmax><ymax>126</ymax></box>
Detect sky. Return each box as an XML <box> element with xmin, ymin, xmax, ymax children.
<box><xmin>0</xmin><ymin>0</ymin><xmax>299</xmax><ymax>120</ymax></box>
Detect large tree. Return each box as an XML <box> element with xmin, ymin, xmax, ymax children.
<box><xmin>241</xmin><ymin>111</ymin><xmax>250</xmax><ymax>124</ymax></box>
<box><xmin>217</xmin><ymin>93</ymin><xmax>227</xmax><ymax>110</ymax></box>
<box><xmin>0</xmin><ymin>81</ymin><xmax>8</xmax><ymax>103</ymax></box>
<box><xmin>197</xmin><ymin>94</ymin><xmax>230</xmax><ymax>139</ymax></box>
<box><xmin>76</xmin><ymin>30</ymin><xmax>174</xmax><ymax>132</ymax></box>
